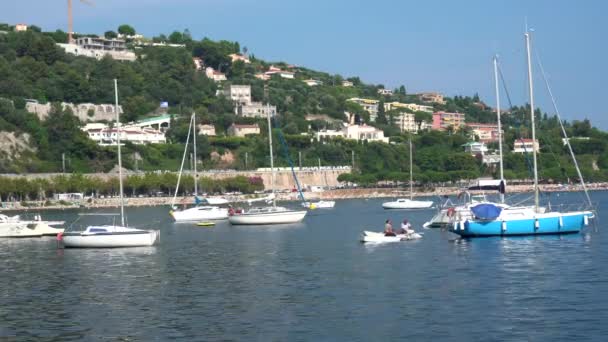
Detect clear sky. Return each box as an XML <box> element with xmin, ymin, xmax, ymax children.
<box><xmin>3</xmin><ymin>0</ymin><xmax>608</xmax><ymax>129</ymax></box>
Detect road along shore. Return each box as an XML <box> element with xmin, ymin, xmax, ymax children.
<box><xmin>2</xmin><ymin>183</ymin><xmax>604</xmax><ymax>212</ymax></box>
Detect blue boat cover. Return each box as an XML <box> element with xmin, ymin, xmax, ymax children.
<box><xmin>471</xmin><ymin>203</ymin><xmax>502</xmax><ymax>220</ymax></box>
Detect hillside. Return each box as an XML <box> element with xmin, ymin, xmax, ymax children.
<box><xmin>1</xmin><ymin>24</ymin><xmax>608</xmax><ymax>186</ymax></box>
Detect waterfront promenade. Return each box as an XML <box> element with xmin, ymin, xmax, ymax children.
<box><xmin>2</xmin><ymin>182</ymin><xmax>605</xmax><ymax>211</ymax></box>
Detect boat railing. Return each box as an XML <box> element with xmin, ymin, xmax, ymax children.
<box><xmin>546</xmin><ymin>202</ymin><xmax>598</xmax><ymax>214</ymax></box>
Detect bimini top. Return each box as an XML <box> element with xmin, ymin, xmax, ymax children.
<box><xmin>468</xmin><ymin>179</ymin><xmax>506</xmax><ymax>194</ymax></box>
<box><xmin>470</xmin><ymin>203</ymin><xmax>502</xmax><ymax>220</ymax></box>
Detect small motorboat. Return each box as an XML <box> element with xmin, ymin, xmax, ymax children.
<box><xmin>360</xmin><ymin>230</ymin><xmax>422</xmax><ymax>243</ymax></box>
<box><xmin>0</xmin><ymin>214</ymin><xmax>64</xmax><ymax>238</ymax></box>
<box><xmin>302</xmin><ymin>200</ymin><xmax>336</xmax><ymax>209</ymax></box>
<box><xmin>382</xmin><ymin>198</ymin><xmax>433</xmax><ymax>210</ymax></box>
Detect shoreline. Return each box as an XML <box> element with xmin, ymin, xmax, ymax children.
<box><xmin>2</xmin><ymin>183</ymin><xmax>605</xmax><ymax>212</ymax></box>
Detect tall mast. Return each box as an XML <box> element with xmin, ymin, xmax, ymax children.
<box><xmin>114</xmin><ymin>79</ymin><xmax>125</xmax><ymax>226</ymax></box>
<box><xmin>525</xmin><ymin>31</ymin><xmax>540</xmax><ymax>212</ymax></box>
<box><xmin>266</xmin><ymin>103</ymin><xmax>275</xmax><ymax>206</ymax></box>
<box><xmin>409</xmin><ymin>137</ymin><xmax>413</xmax><ymax>200</ymax></box>
<box><xmin>192</xmin><ymin>112</ymin><xmax>198</xmax><ymax>196</ymax></box>
<box><xmin>493</xmin><ymin>55</ymin><xmax>505</xmax><ymax>203</ymax></box>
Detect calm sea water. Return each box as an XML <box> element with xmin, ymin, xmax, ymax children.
<box><xmin>1</xmin><ymin>191</ymin><xmax>607</xmax><ymax>341</ymax></box>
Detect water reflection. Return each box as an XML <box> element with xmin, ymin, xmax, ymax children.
<box><xmin>1</xmin><ymin>193</ymin><xmax>607</xmax><ymax>340</ymax></box>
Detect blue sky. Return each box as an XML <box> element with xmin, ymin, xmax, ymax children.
<box><xmin>3</xmin><ymin>0</ymin><xmax>608</xmax><ymax>129</ymax></box>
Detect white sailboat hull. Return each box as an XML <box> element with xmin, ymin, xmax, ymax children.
<box><xmin>228</xmin><ymin>209</ymin><xmax>307</xmax><ymax>225</ymax></box>
<box><xmin>302</xmin><ymin>200</ymin><xmax>335</xmax><ymax>209</ymax></box>
<box><xmin>170</xmin><ymin>206</ymin><xmax>228</xmax><ymax>222</ymax></box>
<box><xmin>62</xmin><ymin>225</ymin><xmax>160</xmax><ymax>248</ymax></box>
<box><xmin>382</xmin><ymin>199</ymin><xmax>434</xmax><ymax>209</ymax></box>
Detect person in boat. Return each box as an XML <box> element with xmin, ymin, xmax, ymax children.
<box><xmin>228</xmin><ymin>205</ymin><xmax>235</xmax><ymax>216</ymax></box>
<box><xmin>398</xmin><ymin>219</ymin><xmax>414</xmax><ymax>235</ymax></box>
<box><xmin>384</xmin><ymin>219</ymin><xmax>395</xmax><ymax>236</ymax></box>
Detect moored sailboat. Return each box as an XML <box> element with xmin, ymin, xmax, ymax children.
<box><xmin>382</xmin><ymin>138</ymin><xmax>433</xmax><ymax>209</ymax></box>
<box><xmin>449</xmin><ymin>31</ymin><xmax>594</xmax><ymax>237</ymax></box>
<box><xmin>228</xmin><ymin>104</ymin><xmax>307</xmax><ymax>225</ymax></box>
<box><xmin>169</xmin><ymin>113</ymin><xmax>228</xmax><ymax>222</ymax></box>
<box><xmin>61</xmin><ymin>80</ymin><xmax>160</xmax><ymax>248</ymax></box>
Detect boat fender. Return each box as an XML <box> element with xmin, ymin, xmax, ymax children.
<box><xmin>501</xmin><ymin>221</ymin><xmax>507</xmax><ymax>232</ymax></box>
<box><xmin>460</xmin><ymin>220</ymin><xmax>467</xmax><ymax>231</ymax></box>
<box><xmin>453</xmin><ymin>221</ymin><xmax>458</xmax><ymax>231</ymax></box>
<box><xmin>584</xmin><ymin>215</ymin><xmax>589</xmax><ymax>226</ymax></box>
<box><xmin>558</xmin><ymin>216</ymin><xmax>563</xmax><ymax>228</ymax></box>
<box><xmin>534</xmin><ymin>219</ymin><xmax>540</xmax><ymax>230</ymax></box>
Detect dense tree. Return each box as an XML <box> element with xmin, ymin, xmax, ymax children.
<box><xmin>117</xmin><ymin>24</ymin><xmax>136</xmax><ymax>36</ymax></box>
<box><xmin>104</xmin><ymin>31</ymin><xmax>117</xmax><ymax>39</ymax></box>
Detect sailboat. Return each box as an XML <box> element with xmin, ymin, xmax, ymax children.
<box><xmin>228</xmin><ymin>105</ymin><xmax>307</xmax><ymax>225</ymax></box>
<box><xmin>382</xmin><ymin>138</ymin><xmax>433</xmax><ymax>209</ymax></box>
<box><xmin>448</xmin><ymin>31</ymin><xmax>594</xmax><ymax>237</ymax></box>
<box><xmin>169</xmin><ymin>113</ymin><xmax>228</xmax><ymax>222</ymax></box>
<box><xmin>424</xmin><ymin>56</ymin><xmax>508</xmax><ymax>228</ymax></box>
<box><xmin>61</xmin><ymin>80</ymin><xmax>160</xmax><ymax>248</ymax></box>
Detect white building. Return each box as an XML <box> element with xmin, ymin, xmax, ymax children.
<box><xmin>314</xmin><ymin>124</ymin><xmax>388</xmax><ymax>143</ymax></box>
<box><xmin>205</xmin><ymin>67</ymin><xmax>227</xmax><ymax>82</ymax></box>
<box><xmin>315</xmin><ymin>129</ymin><xmax>345</xmax><ymax>141</ymax></box>
<box><xmin>342</xmin><ymin>81</ymin><xmax>354</xmax><ymax>87</ymax></box>
<box><xmin>562</xmin><ymin>137</ymin><xmax>590</xmax><ymax>145</ymax></box>
<box><xmin>384</xmin><ymin>102</ymin><xmax>434</xmax><ymax>113</ymax></box>
<box><xmin>513</xmin><ymin>139</ymin><xmax>540</xmax><ymax>153</ymax></box>
<box><xmin>377</xmin><ymin>88</ymin><xmax>393</xmax><ymax>96</ymax></box>
<box><xmin>228</xmin><ymin>53</ymin><xmax>251</xmax><ymax>64</ymax></box>
<box><xmin>303</xmin><ymin>79</ymin><xmax>323</xmax><ymax>86</ymax></box>
<box><xmin>57</xmin><ymin>37</ymin><xmax>136</xmax><ymax>62</ymax></box>
<box><xmin>265</xmin><ymin>65</ymin><xmax>295</xmax><ymax>79</ymax></box>
<box><xmin>482</xmin><ymin>154</ymin><xmax>501</xmax><ymax>165</ymax></box>
<box><xmin>198</xmin><ymin>124</ymin><xmax>216</xmax><ymax>136</ymax></box>
<box><xmin>192</xmin><ymin>57</ymin><xmax>203</xmax><ymax>71</ymax></box>
<box><xmin>219</xmin><ymin>85</ymin><xmax>252</xmax><ymax>105</ymax></box>
<box><xmin>227</xmin><ymin>124</ymin><xmax>261</xmax><ymax>137</ymax></box>
<box><xmin>344</xmin><ymin>124</ymin><xmax>389</xmax><ymax>143</ymax></box>
<box><xmin>84</xmin><ymin>126</ymin><xmax>166</xmax><ymax>145</ymax></box>
<box><xmin>254</xmin><ymin>73</ymin><xmax>271</xmax><ymax>81</ymax></box>
<box><xmin>346</xmin><ymin>98</ymin><xmax>380</xmax><ymax>122</ymax></box>
<box><xmin>14</xmin><ymin>23</ymin><xmax>28</xmax><ymax>32</ymax></box>
<box><xmin>462</xmin><ymin>142</ymin><xmax>488</xmax><ymax>155</ymax></box>
<box><xmin>238</xmin><ymin>102</ymin><xmax>277</xmax><ymax>118</ymax></box>
<box><xmin>393</xmin><ymin>112</ymin><xmax>419</xmax><ymax>133</ymax></box>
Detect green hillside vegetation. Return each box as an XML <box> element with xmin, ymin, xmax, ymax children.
<box><xmin>1</xmin><ymin>24</ymin><xmax>607</xmax><ymax>186</ymax></box>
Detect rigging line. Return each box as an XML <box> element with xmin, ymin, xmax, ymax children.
<box><xmin>171</xmin><ymin>114</ymin><xmax>194</xmax><ymax>208</ymax></box>
<box><xmin>497</xmin><ymin>60</ymin><xmax>535</xmax><ymax>178</ymax></box>
<box><xmin>276</xmin><ymin>128</ymin><xmax>306</xmax><ymax>202</ymax></box>
<box><xmin>534</xmin><ymin>51</ymin><xmax>593</xmax><ymax>209</ymax></box>
<box><xmin>496</xmin><ymin>62</ymin><xmax>514</xmax><ymax>109</ymax></box>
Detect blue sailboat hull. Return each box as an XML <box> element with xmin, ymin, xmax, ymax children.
<box><xmin>449</xmin><ymin>211</ymin><xmax>593</xmax><ymax>237</ymax></box>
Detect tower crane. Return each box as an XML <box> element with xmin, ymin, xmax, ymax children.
<box><xmin>67</xmin><ymin>0</ymin><xmax>94</xmax><ymax>43</ymax></box>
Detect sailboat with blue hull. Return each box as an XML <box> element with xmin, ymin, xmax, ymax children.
<box><xmin>450</xmin><ymin>31</ymin><xmax>595</xmax><ymax>237</ymax></box>
<box><xmin>452</xmin><ymin>205</ymin><xmax>593</xmax><ymax>237</ymax></box>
